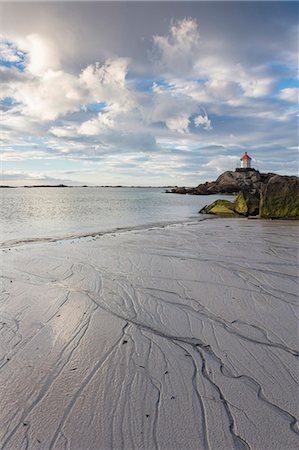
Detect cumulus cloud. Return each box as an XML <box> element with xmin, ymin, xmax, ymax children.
<box><xmin>2</xmin><ymin>42</ymin><xmax>132</xmax><ymax>121</ymax></box>
<box><xmin>166</xmin><ymin>115</ymin><xmax>190</xmax><ymax>134</ymax></box>
<box><xmin>1</xmin><ymin>4</ymin><xmax>298</xmax><ymax>185</ymax></box>
<box><xmin>152</xmin><ymin>18</ymin><xmax>200</xmax><ymax>77</ymax></box>
<box><xmin>78</xmin><ymin>111</ymin><xmax>116</xmax><ymax>135</ymax></box>
<box><xmin>21</xmin><ymin>33</ymin><xmax>61</xmax><ymax>76</ymax></box>
<box><xmin>148</xmin><ymin>82</ymin><xmax>213</xmax><ymax>134</ymax></box>
<box><xmin>194</xmin><ymin>114</ymin><xmax>212</xmax><ymax>130</ymax></box>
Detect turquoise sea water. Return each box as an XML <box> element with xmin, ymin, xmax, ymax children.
<box><xmin>0</xmin><ymin>187</ymin><xmax>235</xmax><ymax>244</ymax></box>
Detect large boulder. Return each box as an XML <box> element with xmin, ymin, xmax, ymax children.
<box><xmin>200</xmin><ymin>190</ymin><xmax>259</xmax><ymax>217</ymax></box>
<box><xmin>234</xmin><ymin>190</ymin><xmax>260</xmax><ymax>216</ymax></box>
<box><xmin>200</xmin><ymin>199</ymin><xmax>238</xmax><ymax>216</ymax></box>
<box><xmin>260</xmin><ymin>175</ymin><xmax>299</xmax><ymax>218</ymax></box>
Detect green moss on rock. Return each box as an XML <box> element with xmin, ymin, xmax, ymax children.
<box><xmin>203</xmin><ymin>199</ymin><xmax>237</xmax><ymax>216</ymax></box>
<box><xmin>234</xmin><ymin>191</ymin><xmax>260</xmax><ymax>216</ymax></box>
<box><xmin>205</xmin><ymin>199</ymin><xmax>235</xmax><ymax>213</ymax></box>
<box><xmin>208</xmin><ymin>204</ymin><xmax>237</xmax><ymax>216</ymax></box>
<box><xmin>234</xmin><ymin>192</ymin><xmax>248</xmax><ymax>215</ymax></box>
<box><xmin>260</xmin><ymin>175</ymin><xmax>299</xmax><ymax>218</ymax></box>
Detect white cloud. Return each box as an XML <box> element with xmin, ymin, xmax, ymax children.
<box><xmin>194</xmin><ymin>114</ymin><xmax>212</xmax><ymax>130</ymax></box>
<box><xmin>79</xmin><ymin>58</ymin><xmax>131</xmax><ymax>102</ymax></box>
<box><xmin>1</xmin><ymin>11</ymin><xmax>297</xmax><ymax>185</ymax></box>
<box><xmin>20</xmin><ymin>70</ymin><xmax>85</xmax><ymax>120</ymax></box>
<box><xmin>239</xmin><ymin>76</ymin><xmax>273</xmax><ymax>98</ymax></box>
<box><xmin>78</xmin><ymin>111</ymin><xmax>115</xmax><ymax>135</ymax></box>
<box><xmin>279</xmin><ymin>87</ymin><xmax>298</xmax><ymax>103</ymax></box>
<box><xmin>2</xmin><ymin>44</ymin><xmax>132</xmax><ymax>121</ymax></box>
<box><xmin>166</xmin><ymin>115</ymin><xmax>190</xmax><ymax>134</ymax></box>
<box><xmin>149</xmin><ymin>82</ymin><xmax>211</xmax><ymax>134</ymax></box>
<box><xmin>152</xmin><ymin>18</ymin><xmax>200</xmax><ymax>76</ymax></box>
<box><xmin>49</xmin><ymin>125</ymin><xmax>78</xmax><ymax>138</ymax></box>
<box><xmin>22</xmin><ymin>34</ymin><xmax>61</xmax><ymax>76</ymax></box>
<box><xmin>204</xmin><ymin>78</ymin><xmax>241</xmax><ymax>102</ymax></box>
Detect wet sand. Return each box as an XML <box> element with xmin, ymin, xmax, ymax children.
<box><xmin>0</xmin><ymin>219</ymin><xmax>298</xmax><ymax>449</ymax></box>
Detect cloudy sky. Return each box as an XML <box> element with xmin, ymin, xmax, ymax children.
<box><xmin>1</xmin><ymin>1</ymin><xmax>298</xmax><ymax>186</ymax></box>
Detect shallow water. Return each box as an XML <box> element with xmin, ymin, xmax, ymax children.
<box><xmin>0</xmin><ymin>187</ymin><xmax>234</xmax><ymax>243</ymax></box>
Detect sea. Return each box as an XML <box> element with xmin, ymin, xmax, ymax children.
<box><xmin>1</xmin><ymin>187</ymin><xmax>235</xmax><ymax>246</ymax></box>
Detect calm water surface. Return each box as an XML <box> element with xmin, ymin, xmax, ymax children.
<box><xmin>1</xmin><ymin>187</ymin><xmax>235</xmax><ymax>244</ymax></box>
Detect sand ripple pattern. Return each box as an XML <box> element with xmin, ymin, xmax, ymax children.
<box><xmin>0</xmin><ymin>220</ymin><xmax>298</xmax><ymax>449</ymax></box>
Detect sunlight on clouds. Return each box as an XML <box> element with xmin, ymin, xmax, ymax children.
<box><xmin>3</xmin><ymin>53</ymin><xmax>132</xmax><ymax>121</ymax></box>
<box><xmin>78</xmin><ymin>112</ymin><xmax>115</xmax><ymax>135</ymax></box>
<box><xmin>1</xmin><ymin>7</ymin><xmax>298</xmax><ymax>184</ymax></box>
<box><xmin>24</xmin><ymin>34</ymin><xmax>60</xmax><ymax>76</ymax></box>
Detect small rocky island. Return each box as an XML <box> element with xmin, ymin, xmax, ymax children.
<box><xmin>168</xmin><ymin>152</ymin><xmax>299</xmax><ymax>219</ymax></box>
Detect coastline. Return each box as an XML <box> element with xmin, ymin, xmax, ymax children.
<box><xmin>1</xmin><ymin>218</ymin><xmax>298</xmax><ymax>449</ymax></box>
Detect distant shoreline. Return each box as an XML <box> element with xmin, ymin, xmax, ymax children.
<box><xmin>0</xmin><ymin>185</ymin><xmax>175</xmax><ymax>189</ymax></box>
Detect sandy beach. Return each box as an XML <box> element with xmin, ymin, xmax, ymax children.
<box><xmin>0</xmin><ymin>218</ymin><xmax>298</xmax><ymax>450</ymax></box>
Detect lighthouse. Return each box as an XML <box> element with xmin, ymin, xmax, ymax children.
<box><xmin>240</xmin><ymin>152</ymin><xmax>252</xmax><ymax>169</ymax></box>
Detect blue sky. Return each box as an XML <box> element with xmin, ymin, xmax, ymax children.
<box><xmin>1</xmin><ymin>1</ymin><xmax>298</xmax><ymax>186</ymax></box>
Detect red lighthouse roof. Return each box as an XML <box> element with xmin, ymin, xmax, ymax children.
<box><xmin>240</xmin><ymin>152</ymin><xmax>252</xmax><ymax>161</ymax></box>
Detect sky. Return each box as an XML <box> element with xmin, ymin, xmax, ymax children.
<box><xmin>1</xmin><ymin>1</ymin><xmax>298</xmax><ymax>186</ymax></box>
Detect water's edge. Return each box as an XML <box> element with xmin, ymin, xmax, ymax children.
<box><xmin>1</xmin><ymin>215</ymin><xmax>216</xmax><ymax>249</ymax></box>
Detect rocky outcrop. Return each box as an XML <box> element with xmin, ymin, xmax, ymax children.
<box><xmin>200</xmin><ymin>175</ymin><xmax>299</xmax><ymax>219</ymax></box>
<box><xmin>168</xmin><ymin>169</ymin><xmax>298</xmax><ymax>219</ymax></box>
<box><xmin>169</xmin><ymin>169</ymin><xmax>275</xmax><ymax>195</ymax></box>
<box><xmin>260</xmin><ymin>175</ymin><xmax>299</xmax><ymax>218</ymax></box>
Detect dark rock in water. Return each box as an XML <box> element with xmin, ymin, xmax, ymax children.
<box><xmin>260</xmin><ymin>175</ymin><xmax>299</xmax><ymax>218</ymax></box>
<box><xmin>170</xmin><ymin>187</ymin><xmax>188</xmax><ymax>194</ymax></box>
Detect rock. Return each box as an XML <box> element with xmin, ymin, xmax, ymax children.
<box><xmin>170</xmin><ymin>169</ymin><xmax>299</xmax><ymax>220</ymax></box>
<box><xmin>171</xmin><ymin>169</ymin><xmax>276</xmax><ymax>195</ymax></box>
<box><xmin>168</xmin><ymin>187</ymin><xmax>189</xmax><ymax>194</ymax></box>
<box><xmin>234</xmin><ymin>190</ymin><xmax>260</xmax><ymax>216</ymax></box>
<box><xmin>173</xmin><ymin>187</ymin><xmax>188</xmax><ymax>194</ymax></box>
<box><xmin>260</xmin><ymin>175</ymin><xmax>299</xmax><ymax>218</ymax></box>
<box><xmin>201</xmin><ymin>192</ymin><xmax>261</xmax><ymax>217</ymax></box>
<box><xmin>208</xmin><ymin>204</ymin><xmax>237</xmax><ymax>216</ymax></box>
<box><xmin>201</xmin><ymin>199</ymin><xmax>238</xmax><ymax>216</ymax></box>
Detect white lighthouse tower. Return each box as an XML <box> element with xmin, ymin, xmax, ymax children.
<box><xmin>240</xmin><ymin>152</ymin><xmax>252</xmax><ymax>169</ymax></box>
